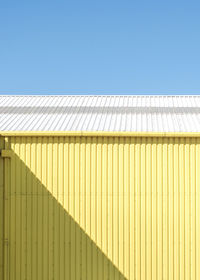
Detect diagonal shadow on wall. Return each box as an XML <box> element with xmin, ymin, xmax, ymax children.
<box><xmin>6</xmin><ymin>140</ymin><xmax>127</xmax><ymax>280</ymax></box>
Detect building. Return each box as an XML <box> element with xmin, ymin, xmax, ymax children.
<box><xmin>0</xmin><ymin>95</ymin><xmax>200</xmax><ymax>280</ymax></box>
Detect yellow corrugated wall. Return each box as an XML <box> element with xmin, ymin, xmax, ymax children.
<box><xmin>1</xmin><ymin>135</ymin><xmax>200</xmax><ymax>280</ymax></box>
<box><xmin>0</xmin><ymin>136</ymin><xmax>5</xmax><ymax>279</ymax></box>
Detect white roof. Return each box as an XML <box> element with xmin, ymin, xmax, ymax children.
<box><xmin>0</xmin><ymin>95</ymin><xmax>200</xmax><ymax>132</ymax></box>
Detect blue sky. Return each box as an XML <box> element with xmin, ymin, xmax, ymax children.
<box><xmin>0</xmin><ymin>0</ymin><xmax>200</xmax><ymax>95</ymax></box>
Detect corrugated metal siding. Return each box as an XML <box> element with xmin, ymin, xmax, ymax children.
<box><xmin>0</xmin><ymin>136</ymin><xmax>4</xmax><ymax>279</ymax></box>
<box><xmin>2</xmin><ymin>136</ymin><xmax>200</xmax><ymax>280</ymax></box>
<box><xmin>1</xmin><ymin>95</ymin><xmax>200</xmax><ymax>132</ymax></box>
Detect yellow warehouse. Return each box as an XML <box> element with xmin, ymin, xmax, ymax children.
<box><xmin>0</xmin><ymin>95</ymin><xmax>200</xmax><ymax>280</ymax></box>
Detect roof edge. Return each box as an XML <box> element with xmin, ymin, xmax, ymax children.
<box><xmin>0</xmin><ymin>94</ymin><xmax>200</xmax><ymax>97</ymax></box>
<box><xmin>1</xmin><ymin>131</ymin><xmax>200</xmax><ymax>137</ymax></box>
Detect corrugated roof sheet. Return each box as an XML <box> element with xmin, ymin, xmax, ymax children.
<box><xmin>0</xmin><ymin>95</ymin><xmax>200</xmax><ymax>132</ymax></box>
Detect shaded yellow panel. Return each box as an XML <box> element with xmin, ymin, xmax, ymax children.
<box><xmin>0</xmin><ymin>136</ymin><xmax>5</xmax><ymax>280</ymax></box>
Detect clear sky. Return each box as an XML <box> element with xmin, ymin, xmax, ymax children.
<box><xmin>0</xmin><ymin>0</ymin><xmax>200</xmax><ymax>95</ymax></box>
